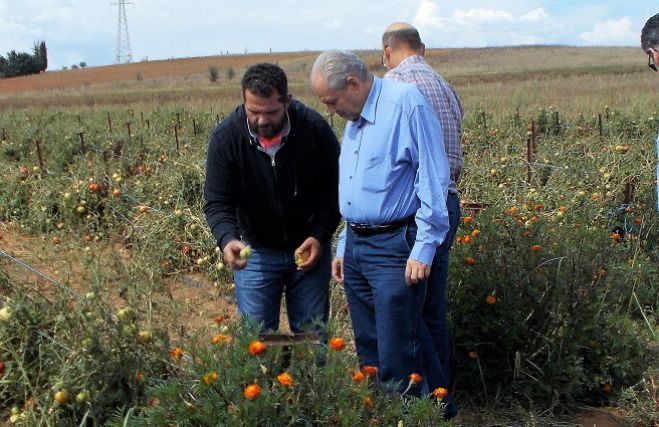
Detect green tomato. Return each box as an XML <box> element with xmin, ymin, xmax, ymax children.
<box><xmin>240</xmin><ymin>245</ymin><xmax>252</xmax><ymax>260</ymax></box>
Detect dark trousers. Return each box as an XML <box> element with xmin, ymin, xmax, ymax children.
<box><xmin>343</xmin><ymin>224</ymin><xmax>427</xmax><ymax>395</ymax></box>
<box><xmin>423</xmin><ymin>192</ymin><xmax>460</xmax><ymax>417</ymax></box>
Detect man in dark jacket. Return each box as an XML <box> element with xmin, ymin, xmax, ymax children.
<box><xmin>204</xmin><ymin>63</ymin><xmax>341</xmax><ymax>333</ymax></box>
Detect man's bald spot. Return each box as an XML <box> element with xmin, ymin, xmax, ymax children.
<box><xmin>384</xmin><ymin>22</ymin><xmax>415</xmax><ymax>33</ymax></box>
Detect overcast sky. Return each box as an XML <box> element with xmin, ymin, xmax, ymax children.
<box><xmin>0</xmin><ymin>0</ymin><xmax>657</xmax><ymax>69</ymax></box>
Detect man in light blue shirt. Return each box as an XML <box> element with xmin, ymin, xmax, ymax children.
<box><xmin>641</xmin><ymin>13</ymin><xmax>659</xmax><ymax>210</ymax></box>
<box><xmin>310</xmin><ymin>50</ymin><xmax>450</xmax><ymax>395</ymax></box>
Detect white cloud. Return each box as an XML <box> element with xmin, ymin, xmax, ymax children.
<box><xmin>413</xmin><ymin>1</ymin><xmax>560</xmax><ymax>47</ymax></box>
<box><xmin>580</xmin><ymin>17</ymin><xmax>637</xmax><ymax>45</ymax></box>
<box><xmin>323</xmin><ymin>20</ymin><xmax>343</xmax><ymax>29</ymax></box>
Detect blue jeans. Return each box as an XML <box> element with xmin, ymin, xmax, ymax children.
<box><xmin>233</xmin><ymin>242</ymin><xmax>331</xmax><ymax>333</ymax></box>
<box><xmin>423</xmin><ymin>192</ymin><xmax>460</xmax><ymax>417</ymax></box>
<box><xmin>343</xmin><ymin>225</ymin><xmax>427</xmax><ymax>395</ymax></box>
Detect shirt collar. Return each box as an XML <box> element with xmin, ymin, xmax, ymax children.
<box><xmin>358</xmin><ymin>76</ymin><xmax>381</xmax><ymax>126</ymax></box>
<box><xmin>394</xmin><ymin>54</ymin><xmax>426</xmax><ymax>70</ymax></box>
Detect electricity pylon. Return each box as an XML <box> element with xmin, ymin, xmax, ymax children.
<box><xmin>113</xmin><ymin>0</ymin><xmax>133</xmax><ymax>64</ymax></box>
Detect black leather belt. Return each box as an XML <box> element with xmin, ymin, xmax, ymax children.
<box><xmin>348</xmin><ymin>215</ymin><xmax>415</xmax><ymax>236</ymax></box>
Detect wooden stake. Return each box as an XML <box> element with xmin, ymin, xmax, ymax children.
<box><xmin>176</xmin><ymin>113</ymin><xmax>181</xmax><ymax>130</ymax></box>
<box><xmin>140</xmin><ymin>112</ymin><xmax>144</xmax><ymax>126</ymax></box>
<box><xmin>553</xmin><ymin>111</ymin><xmax>560</xmax><ymax>135</ymax></box>
<box><xmin>193</xmin><ymin>118</ymin><xmax>197</xmax><ymax>136</ymax></box>
<box><xmin>146</xmin><ymin>119</ymin><xmax>150</xmax><ymax>130</ymax></box>
<box><xmin>216</xmin><ymin>114</ymin><xmax>220</xmax><ymax>125</ymax></box>
<box><xmin>107</xmin><ymin>114</ymin><xmax>113</xmax><ymax>132</ymax></box>
<box><xmin>174</xmin><ymin>124</ymin><xmax>180</xmax><ymax>154</ymax></box>
<box><xmin>35</xmin><ymin>139</ymin><xmax>45</xmax><ymax>174</ymax></box>
<box><xmin>126</xmin><ymin>122</ymin><xmax>132</xmax><ymax>139</ymax></box>
<box><xmin>598</xmin><ymin>114</ymin><xmax>603</xmax><ymax>143</ymax></box>
<box><xmin>78</xmin><ymin>132</ymin><xmax>86</xmax><ymax>155</ymax></box>
<box><xmin>526</xmin><ymin>119</ymin><xmax>536</xmax><ymax>183</ymax></box>
<box><xmin>624</xmin><ymin>177</ymin><xmax>637</xmax><ymax>205</ymax></box>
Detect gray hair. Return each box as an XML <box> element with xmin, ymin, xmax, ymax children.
<box><xmin>311</xmin><ymin>50</ymin><xmax>368</xmax><ymax>91</ymax></box>
<box><xmin>641</xmin><ymin>13</ymin><xmax>659</xmax><ymax>51</ymax></box>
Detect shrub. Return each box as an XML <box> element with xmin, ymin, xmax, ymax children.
<box><xmin>208</xmin><ymin>65</ymin><xmax>219</xmax><ymax>82</ymax></box>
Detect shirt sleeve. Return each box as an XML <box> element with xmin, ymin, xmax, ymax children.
<box><xmin>408</xmin><ymin>103</ymin><xmax>450</xmax><ymax>265</ymax></box>
<box><xmin>309</xmin><ymin>119</ymin><xmax>342</xmax><ymax>243</ymax></box>
<box><xmin>335</xmin><ymin>223</ymin><xmax>347</xmax><ymax>258</ymax></box>
<box><xmin>203</xmin><ymin>128</ymin><xmax>241</xmax><ymax>250</ymax></box>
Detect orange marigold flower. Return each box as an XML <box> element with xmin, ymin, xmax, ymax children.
<box><xmin>455</xmin><ymin>236</ymin><xmax>464</xmax><ymax>244</ymax></box>
<box><xmin>433</xmin><ymin>387</ymin><xmax>449</xmax><ymax>399</ymax></box>
<box><xmin>170</xmin><ymin>347</ymin><xmax>183</xmax><ymax>361</ymax></box>
<box><xmin>463</xmin><ymin>216</ymin><xmax>474</xmax><ymax>225</ymax></box>
<box><xmin>534</xmin><ymin>203</ymin><xmax>543</xmax><ymax>211</ymax></box>
<box><xmin>248</xmin><ymin>340</ymin><xmax>267</xmax><ymax>355</ymax></box>
<box><xmin>471</xmin><ymin>229</ymin><xmax>481</xmax><ymax>237</ymax></box>
<box><xmin>135</xmin><ymin>372</ymin><xmax>145</xmax><ymax>382</ymax></box>
<box><xmin>464</xmin><ymin>256</ymin><xmax>476</xmax><ymax>266</ymax></box>
<box><xmin>530</xmin><ymin>244</ymin><xmax>541</xmax><ymax>252</ymax></box>
<box><xmin>243</xmin><ymin>383</ymin><xmax>261</xmax><ymax>400</ymax></box>
<box><xmin>277</xmin><ymin>372</ymin><xmax>293</xmax><ymax>387</ymax></box>
<box><xmin>611</xmin><ymin>233</ymin><xmax>621</xmax><ymax>241</ymax></box>
<box><xmin>329</xmin><ymin>337</ymin><xmax>346</xmax><ymax>351</ymax></box>
<box><xmin>202</xmin><ymin>371</ymin><xmax>218</xmax><ymax>385</ymax></box>
<box><xmin>409</xmin><ymin>373</ymin><xmax>422</xmax><ymax>384</ymax></box>
<box><xmin>363</xmin><ymin>396</ymin><xmax>373</xmax><ymax>407</ymax></box>
<box><xmin>352</xmin><ymin>370</ymin><xmax>366</xmax><ymax>383</ymax></box>
<box><xmin>361</xmin><ymin>365</ymin><xmax>378</xmax><ymax>377</ymax></box>
<box><xmin>508</xmin><ymin>207</ymin><xmax>519</xmax><ymax>215</ymax></box>
<box><xmin>462</xmin><ymin>235</ymin><xmax>472</xmax><ymax>244</ymax></box>
<box><xmin>212</xmin><ymin>334</ymin><xmax>231</xmax><ymax>345</ymax></box>
<box><xmin>468</xmin><ymin>351</ymin><xmax>479</xmax><ymax>359</ymax></box>
<box><xmin>486</xmin><ymin>295</ymin><xmax>497</xmax><ymax>305</ymax></box>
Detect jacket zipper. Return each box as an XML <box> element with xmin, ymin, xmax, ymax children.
<box><xmin>256</xmin><ymin>144</ymin><xmax>288</xmax><ymax>244</ymax></box>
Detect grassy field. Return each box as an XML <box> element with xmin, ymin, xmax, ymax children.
<box><xmin>1</xmin><ymin>46</ymin><xmax>654</xmax><ymax>114</ymax></box>
<box><xmin>0</xmin><ymin>46</ymin><xmax>657</xmax><ymax>426</ymax></box>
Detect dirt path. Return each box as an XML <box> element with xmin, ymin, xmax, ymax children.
<box><xmin>0</xmin><ymin>222</ymin><xmax>237</xmax><ymax>339</ymax></box>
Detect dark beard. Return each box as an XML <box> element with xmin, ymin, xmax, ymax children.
<box><xmin>249</xmin><ymin>119</ymin><xmax>284</xmax><ymax>139</ymax></box>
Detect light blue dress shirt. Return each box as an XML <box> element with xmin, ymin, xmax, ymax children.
<box><xmin>335</xmin><ymin>77</ymin><xmax>450</xmax><ymax>265</ymax></box>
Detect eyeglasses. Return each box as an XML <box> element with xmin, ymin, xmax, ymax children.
<box><xmin>649</xmin><ymin>50</ymin><xmax>657</xmax><ymax>72</ymax></box>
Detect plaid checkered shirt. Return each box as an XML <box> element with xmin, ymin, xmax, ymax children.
<box><xmin>385</xmin><ymin>54</ymin><xmax>463</xmax><ymax>194</ymax></box>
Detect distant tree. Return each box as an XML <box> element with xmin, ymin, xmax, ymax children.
<box><xmin>226</xmin><ymin>67</ymin><xmax>235</xmax><ymax>80</ymax></box>
<box><xmin>39</xmin><ymin>41</ymin><xmax>47</xmax><ymax>71</ymax></box>
<box><xmin>0</xmin><ymin>40</ymin><xmax>47</xmax><ymax>77</ymax></box>
<box><xmin>79</xmin><ymin>62</ymin><xmax>87</xmax><ymax>68</ymax></box>
<box><xmin>208</xmin><ymin>65</ymin><xmax>219</xmax><ymax>82</ymax></box>
<box><xmin>32</xmin><ymin>41</ymin><xmax>47</xmax><ymax>72</ymax></box>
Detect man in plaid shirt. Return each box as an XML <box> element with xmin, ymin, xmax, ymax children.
<box><xmin>382</xmin><ymin>22</ymin><xmax>462</xmax><ymax>419</ymax></box>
